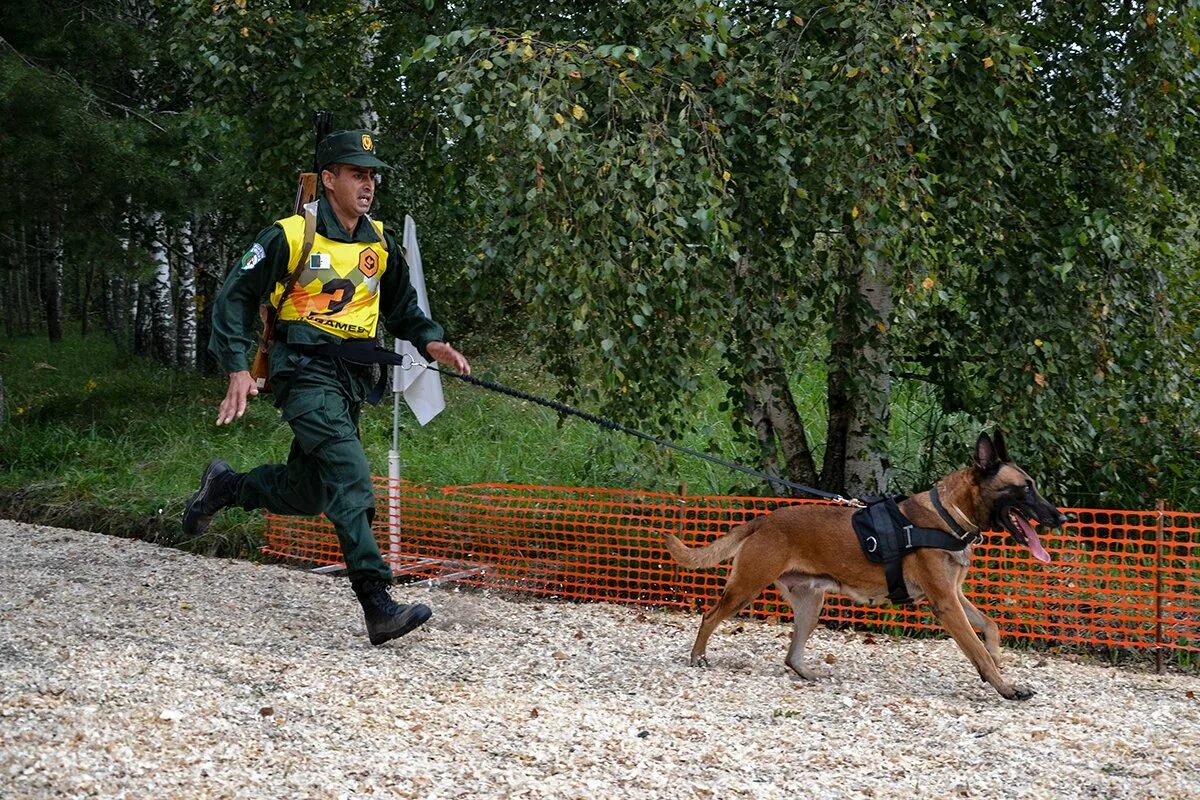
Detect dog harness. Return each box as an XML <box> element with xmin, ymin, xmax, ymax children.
<box><xmin>851</xmin><ymin>487</ymin><xmax>982</xmax><ymax>606</ymax></box>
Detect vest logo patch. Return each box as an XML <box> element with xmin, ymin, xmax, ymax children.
<box><xmin>309</xmin><ymin>253</ymin><xmax>331</xmax><ymax>270</ymax></box>
<box><xmin>359</xmin><ymin>247</ymin><xmax>379</xmax><ymax>278</ymax></box>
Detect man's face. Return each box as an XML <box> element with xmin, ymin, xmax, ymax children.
<box><xmin>322</xmin><ymin>164</ymin><xmax>377</xmax><ymax>217</ymax></box>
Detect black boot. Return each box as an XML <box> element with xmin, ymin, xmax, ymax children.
<box><xmin>181</xmin><ymin>459</ymin><xmax>243</xmax><ymax>538</ymax></box>
<box><xmin>352</xmin><ymin>579</ymin><xmax>432</xmax><ymax>645</ymax></box>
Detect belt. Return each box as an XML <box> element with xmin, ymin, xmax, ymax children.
<box><xmin>275</xmin><ymin>338</ymin><xmax>409</xmax><ymax>407</ymax></box>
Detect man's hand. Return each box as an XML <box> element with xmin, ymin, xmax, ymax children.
<box><xmin>426</xmin><ymin>341</ymin><xmax>471</xmax><ymax>375</ymax></box>
<box><xmin>217</xmin><ymin>370</ymin><xmax>259</xmax><ymax>425</ymax></box>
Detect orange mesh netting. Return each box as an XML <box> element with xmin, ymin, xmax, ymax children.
<box><xmin>264</xmin><ymin>480</ymin><xmax>1200</xmax><ymax>655</ymax></box>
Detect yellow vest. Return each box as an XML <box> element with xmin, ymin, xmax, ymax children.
<box><xmin>270</xmin><ymin>211</ymin><xmax>389</xmax><ymax>339</ymax></box>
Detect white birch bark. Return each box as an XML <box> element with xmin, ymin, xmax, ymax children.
<box><xmin>45</xmin><ymin>213</ymin><xmax>65</xmax><ymax>343</ymax></box>
<box><xmin>175</xmin><ymin>218</ymin><xmax>197</xmax><ymax>369</ymax></box>
<box><xmin>842</xmin><ymin>266</ymin><xmax>893</xmax><ymax>497</ymax></box>
<box><xmin>149</xmin><ymin>212</ymin><xmax>175</xmax><ymax>365</ymax></box>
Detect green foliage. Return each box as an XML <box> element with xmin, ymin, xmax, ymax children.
<box><xmin>1</xmin><ymin>1</ymin><xmax>1197</xmax><ymax>509</ymax></box>
<box><xmin>413</xmin><ymin>1</ymin><xmax>1200</xmax><ymax>507</ymax></box>
<box><xmin>0</xmin><ymin>3</ymin><xmax>170</xmax><ymax>258</ymax></box>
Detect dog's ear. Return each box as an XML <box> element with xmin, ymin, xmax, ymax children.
<box><xmin>992</xmin><ymin>428</ymin><xmax>1010</xmax><ymax>462</ymax></box>
<box><xmin>974</xmin><ymin>432</ymin><xmax>1001</xmax><ymax>474</ymax></box>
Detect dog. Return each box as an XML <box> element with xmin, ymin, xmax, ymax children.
<box><xmin>664</xmin><ymin>431</ymin><xmax>1067</xmax><ymax>700</ymax></box>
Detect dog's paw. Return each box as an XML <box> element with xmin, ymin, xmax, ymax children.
<box><xmin>689</xmin><ymin>654</ymin><xmax>710</xmax><ymax>668</ymax></box>
<box><xmin>1002</xmin><ymin>685</ymin><xmax>1036</xmax><ymax>701</ymax></box>
<box><xmin>786</xmin><ymin>664</ymin><xmax>824</xmax><ymax>682</ymax></box>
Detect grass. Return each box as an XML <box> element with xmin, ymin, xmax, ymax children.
<box><xmin>0</xmin><ymin>330</ymin><xmax>1043</xmax><ymax>534</ymax></box>
<box><xmin>0</xmin><ymin>329</ymin><xmax>1170</xmax><ymax>530</ymax></box>
<box><xmin>0</xmin><ymin>331</ymin><xmax>820</xmax><ymax>546</ymax></box>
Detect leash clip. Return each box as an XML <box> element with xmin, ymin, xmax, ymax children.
<box><xmin>397</xmin><ymin>353</ymin><xmax>426</xmax><ymax>371</ymax></box>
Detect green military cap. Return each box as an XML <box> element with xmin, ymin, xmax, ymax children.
<box><xmin>317</xmin><ymin>129</ymin><xmax>390</xmax><ymax>171</ymax></box>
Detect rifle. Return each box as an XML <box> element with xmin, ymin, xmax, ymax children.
<box><xmin>250</xmin><ymin>110</ymin><xmax>334</xmax><ymax>392</ymax></box>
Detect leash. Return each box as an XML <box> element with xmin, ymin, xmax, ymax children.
<box><xmin>400</xmin><ymin>355</ymin><xmax>861</xmax><ymax>506</ymax></box>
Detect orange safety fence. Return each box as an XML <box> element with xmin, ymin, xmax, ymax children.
<box><xmin>263</xmin><ymin>480</ymin><xmax>1200</xmax><ymax>656</ymax></box>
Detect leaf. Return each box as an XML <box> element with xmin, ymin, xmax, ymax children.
<box><xmin>571</xmin><ymin>104</ymin><xmax>585</xmax><ymax>120</ymax></box>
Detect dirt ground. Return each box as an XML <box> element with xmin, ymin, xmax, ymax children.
<box><xmin>1</xmin><ymin>520</ymin><xmax>1198</xmax><ymax>799</ymax></box>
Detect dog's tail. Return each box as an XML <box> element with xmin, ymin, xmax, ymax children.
<box><xmin>664</xmin><ymin>516</ymin><xmax>765</xmax><ymax>570</ymax></box>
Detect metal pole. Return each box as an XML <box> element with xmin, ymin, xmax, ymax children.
<box><xmin>1155</xmin><ymin>498</ymin><xmax>1165</xmax><ymax>675</ymax></box>
<box><xmin>388</xmin><ymin>357</ymin><xmax>402</xmax><ymax>568</ymax></box>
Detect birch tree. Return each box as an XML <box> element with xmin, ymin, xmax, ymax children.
<box><xmin>148</xmin><ymin>213</ymin><xmax>176</xmax><ymax>366</ymax></box>
<box><xmin>44</xmin><ymin>214</ymin><xmax>64</xmax><ymax>344</ymax></box>
<box><xmin>416</xmin><ymin>0</ymin><xmax>1200</xmax><ymax>500</ymax></box>
<box><xmin>175</xmin><ymin>219</ymin><xmax>198</xmax><ymax>369</ymax></box>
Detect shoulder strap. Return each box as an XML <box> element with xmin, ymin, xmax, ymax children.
<box><xmin>929</xmin><ymin>485</ymin><xmax>978</xmax><ymax>543</ymax></box>
<box><xmin>365</xmin><ymin>214</ymin><xmax>388</xmax><ymax>252</ymax></box>
<box><xmin>271</xmin><ymin>203</ymin><xmax>318</xmax><ymax>312</ymax></box>
<box><xmin>297</xmin><ymin>203</ymin><xmax>318</xmax><ymax>270</ymax></box>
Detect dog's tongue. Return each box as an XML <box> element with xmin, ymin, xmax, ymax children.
<box><xmin>1016</xmin><ymin>515</ymin><xmax>1052</xmax><ymax>562</ymax></box>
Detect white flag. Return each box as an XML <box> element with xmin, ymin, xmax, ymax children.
<box><xmin>395</xmin><ymin>215</ymin><xmax>446</xmax><ymax>425</ymax></box>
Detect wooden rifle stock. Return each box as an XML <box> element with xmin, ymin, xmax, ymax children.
<box><xmin>249</xmin><ymin>162</ymin><xmax>322</xmax><ymax>391</ymax></box>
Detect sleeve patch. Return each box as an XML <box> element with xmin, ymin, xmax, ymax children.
<box><xmin>240</xmin><ymin>243</ymin><xmax>266</xmax><ymax>271</ymax></box>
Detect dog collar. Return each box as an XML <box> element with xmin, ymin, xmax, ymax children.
<box><xmin>930</xmin><ymin>485</ymin><xmax>980</xmax><ymax>543</ymax></box>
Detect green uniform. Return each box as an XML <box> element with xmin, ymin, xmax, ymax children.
<box><xmin>210</xmin><ymin>198</ymin><xmax>444</xmax><ymax>582</ymax></box>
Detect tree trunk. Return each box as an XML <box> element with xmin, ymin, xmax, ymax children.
<box><xmin>108</xmin><ymin>206</ymin><xmax>132</xmax><ymax>350</ymax></box>
<box><xmin>149</xmin><ymin>213</ymin><xmax>175</xmax><ymax>365</ymax></box>
<box><xmin>79</xmin><ymin>262</ymin><xmax>95</xmax><ymax>337</ymax></box>
<box><xmin>742</xmin><ymin>350</ymin><xmax>820</xmax><ymax>495</ymax></box>
<box><xmin>823</xmin><ymin>257</ymin><xmax>893</xmax><ymax>497</ymax></box>
<box><xmin>194</xmin><ymin>214</ymin><xmax>223</xmax><ymax>374</ymax></box>
<box><xmin>2</xmin><ymin>278</ymin><xmax>11</xmax><ymax>338</ymax></box>
<box><xmin>727</xmin><ymin>252</ymin><xmax>820</xmax><ymax>495</ymax></box>
<box><xmin>175</xmin><ymin>218</ymin><xmax>198</xmax><ymax>369</ymax></box>
<box><xmin>44</xmin><ymin>217</ymin><xmax>64</xmax><ymax>343</ymax></box>
<box><xmin>14</xmin><ymin>236</ymin><xmax>28</xmax><ymax>334</ymax></box>
<box><xmin>20</xmin><ymin>220</ymin><xmax>32</xmax><ymax>334</ymax></box>
<box><xmin>3</xmin><ymin>220</ymin><xmax>14</xmax><ymax>338</ymax></box>
<box><xmin>133</xmin><ymin>281</ymin><xmax>153</xmax><ymax>355</ymax></box>
<box><xmin>32</xmin><ymin>237</ymin><xmax>44</xmax><ymax>332</ymax></box>
<box><xmin>103</xmin><ymin>274</ymin><xmax>118</xmax><ymax>345</ymax></box>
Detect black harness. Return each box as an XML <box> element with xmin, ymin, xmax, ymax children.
<box><xmin>851</xmin><ymin>487</ymin><xmax>982</xmax><ymax>606</ymax></box>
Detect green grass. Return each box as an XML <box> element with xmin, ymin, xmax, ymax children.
<box><xmin>0</xmin><ymin>331</ymin><xmax>817</xmax><ymax>543</ymax></box>
<box><xmin>0</xmin><ymin>330</ymin><xmax>997</xmax><ymax>528</ymax></box>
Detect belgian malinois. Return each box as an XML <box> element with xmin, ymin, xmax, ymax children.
<box><xmin>665</xmin><ymin>431</ymin><xmax>1067</xmax><ymax>700</ymax></box>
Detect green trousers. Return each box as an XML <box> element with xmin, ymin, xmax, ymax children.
<box><xmin>237</xmin><ymin>348</ymin><xmax>390</xmax><ymax>584</ymax></box>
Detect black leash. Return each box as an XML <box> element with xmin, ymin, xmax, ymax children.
<box><xmin>280</xmin><ymin>338</ymin><xmax>857</xmax><ymax>503</ymax></box>
<box><xmin>402</xmin><ymin>356</ymin><xmax>859</xmax><ymax>505</ymax></box>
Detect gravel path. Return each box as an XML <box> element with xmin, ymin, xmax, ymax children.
<box><xmin>1</xmin><ymin>520</ymin><xmax>1198</xmax><ymax>799</ymax></box>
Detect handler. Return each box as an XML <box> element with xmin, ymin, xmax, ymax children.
<box><xmin>183</xmin><ymin>129</ymin><xmax>470</xmax><ymax>645</ymax></box>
